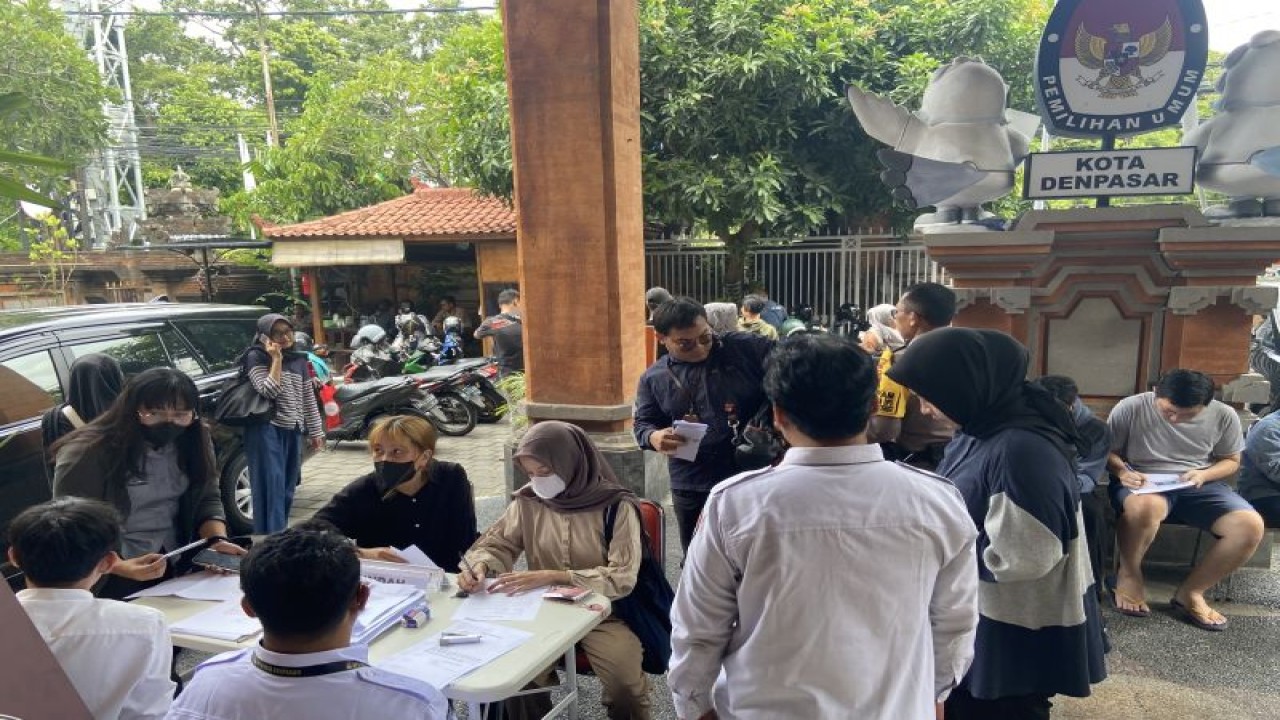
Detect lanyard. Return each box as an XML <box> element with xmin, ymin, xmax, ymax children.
<box><xmin>251</xmin><ymin>654</ymin><xmax>368</xmax><ymax>678</ymax></box>
<box><xmin>665</xmin><ymin>365</ymin><xmax>702</xmax><ymax>422</ymax></box>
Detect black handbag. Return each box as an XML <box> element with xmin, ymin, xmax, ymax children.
<box><xmin>603</xmin><ymin>501</ymin><xmax>675</xmax><ymax>675</ymax></box>
<box><xmin>732</xmin><ymin>402</ymin><xmax>785</xmax><ymax>471</ymax></box>
<box><xmin>213</xmin><ymin>370</ymin><xmax>275</xmax><ymax>427</ymax></box>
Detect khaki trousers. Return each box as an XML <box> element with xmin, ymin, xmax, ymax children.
<box><xmin>500</xmin><ymin>617</ymin><xmax>652</xmax><ymax>720</ymax></box>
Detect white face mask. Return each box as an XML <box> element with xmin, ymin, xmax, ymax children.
<box><xmin>529</xmin><ymin>473</ymin><xmax>567</xmax><ymax>499</ymax></box>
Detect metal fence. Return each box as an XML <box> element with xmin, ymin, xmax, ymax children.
<box><xmin>644</xmin><ymin>233</ymin><xmax>948</xmax><ymax>324</ymax></box>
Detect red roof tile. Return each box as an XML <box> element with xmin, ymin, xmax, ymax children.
<box><xmin>260</xmin><ymin>184</ymin><xmax>516</xmax><ymax>240</ymax></box>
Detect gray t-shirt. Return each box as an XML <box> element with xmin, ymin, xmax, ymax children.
<box><xmin>1108</xmin><ymin>392</ymin><xmax>1243</xmax><ymax>474</ymax></box>
<box><xmin>122</xmin><ymin>444</ymin><xmax>189</xmax><ymax>559</ymax></box>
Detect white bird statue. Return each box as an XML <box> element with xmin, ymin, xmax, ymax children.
<box><xmin>847</xmin><ymin>57</ymin><xmax>1031</xmax><ymax>230</ymax></box>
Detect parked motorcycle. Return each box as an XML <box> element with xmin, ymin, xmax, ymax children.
<box><xmin>409</xmin><ymin>358</ymin><xmax>505</xmax><ymax>424</ymax></box>
<box><xmin>326</xmin><ymin>375</ymin><xmax>477</xmax><ymax>443</ymax></box>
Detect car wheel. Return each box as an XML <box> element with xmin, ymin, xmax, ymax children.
<box><xmin>219</xmin><ymin>451</ymin><xmax>254</xmax><ymax>536</ymax></box>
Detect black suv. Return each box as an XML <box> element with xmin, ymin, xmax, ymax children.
<box><xmin>0</xmin><ymin>303</ymin><xmax>273</xmax><ymax>546</ymax></box>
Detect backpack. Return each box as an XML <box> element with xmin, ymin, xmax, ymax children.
<box><xmin>603</xmin><ymin>501</ymin><xmax>675</xmax><ymax>674</ymax></box>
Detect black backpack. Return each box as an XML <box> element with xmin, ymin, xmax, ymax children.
<box><xmin>603</xmin><ymin>501</ymin><xmax>675</xmax><ymax>674</ymax></box>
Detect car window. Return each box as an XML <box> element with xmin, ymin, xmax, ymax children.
<box><xmin>172</xmin><ymin>319</ymin><xmax>257</xmax><ymax>372</ymax></box>
<box><xmin>0</xmin><ymin>351</ymin><xmax>61</xmax><ymax>426</ymax></box>
<box><xmin>68</xmin><ymin>332</ymin><xmax>174</xmax><ymax>377</ymax></box>
<box><xmin>158</xmin><ymin>330</ymin><xmax>203</xmax><ymax>377</ymax></box>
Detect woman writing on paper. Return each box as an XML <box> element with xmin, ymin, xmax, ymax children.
<box><xmin>312</xmin><ymin>414</ymin><xmax>478</xmax><ymax>572</ymax></box>
<box><xmin>458</xmin><ymin>421</ymin><xmax>650</xmax><ymax>720</ymax></box>
<box><xmin>51</xmin><ymin>368</ymin><xmax>244</xmax><ymax>598</ymax></box>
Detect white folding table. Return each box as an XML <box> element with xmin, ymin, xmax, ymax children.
<box><xmin>135</xmin><ymin>579</ymin><xmax>610</xmax><ymax>719</ymax></box>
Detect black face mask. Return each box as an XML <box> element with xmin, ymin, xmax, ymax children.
<box><xmin>141</xmin><ymin>422</ymin><xmax>184</xmax><ymax>448</ymax></box>
<box><xmin>374</xmin><ymin>460</ymin><xmax>417</xmax><ymax>490</ymax></box>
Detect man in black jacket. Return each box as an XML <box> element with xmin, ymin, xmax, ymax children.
<box><xmin>633</xmin><ymin>297</ymin><xmax>774</xmax><ymax>552</ymax></box>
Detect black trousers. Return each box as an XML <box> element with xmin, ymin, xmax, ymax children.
<box><xmin>671</xmin><ymin>488</ymin><xmax>711</xmax><ymax>554</ymax></box>
<box><xmin>945</xmin><ymin>686</ymin><xmax>1052</xmax><ymax>720</ymax></box>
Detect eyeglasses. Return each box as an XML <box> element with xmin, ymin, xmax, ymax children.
<box><xmin>268</xmin><ymin>329</ymin><xmax>293</xmax><ymax>340</ymax></box>
<box><xmin>138</xmin><ymin>409</ymin><xmax>199</xmax><ymax>426</ymax></box>
<box><xmin>665</xmin><ymin>331</ymin><xmax>714</xmax><ymax>352</ymax></box>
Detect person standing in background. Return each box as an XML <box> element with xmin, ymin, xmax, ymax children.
<box><xmin>475</xmin><ymin>289</ymin><xmax>524</xmax><ymax>378</ymax></box>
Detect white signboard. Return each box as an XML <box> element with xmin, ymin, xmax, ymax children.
<box><xmin>1023</xmin><ymin>146</ymin><xmax>1196</xmax><ymax>200</ymax></box>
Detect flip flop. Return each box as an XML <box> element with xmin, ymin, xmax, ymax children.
<box><xmin>1110</xmin><ymin>588</ymin><xmax>1152</xmax><ymax>618</ymax></box>
<box><xmin>1169</xmin><ymin>598</ymin><xmax>1229</xmax><ymax>632</ymax></box>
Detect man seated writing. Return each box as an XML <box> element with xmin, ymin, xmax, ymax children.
<box><xmin>1106</xmin><ymin>369</ymin><xmax>1264</xmax><ymax>631</ymax></box>
<box><xmin>166</xmin><ymin>525</ymin><xmax>448</xmax><ymax>720</ymax></box>
<box><xmin>9</xmin><ymin>497</ymin><xmax>175</xmax><ymax>720</ymax></box>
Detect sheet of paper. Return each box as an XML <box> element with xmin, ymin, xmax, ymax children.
<box><xmin>377</xmin><ymin>620</ymin><xmax>532</xmax><ymax>689</ymax></box>
<box><xmin>170</xmin><ymin>599</ymin><xmax>262</xmax><ymax>642</ymax></box>
<box><xmin>451</xmin><ymin>578</ymin><xmax>544</xmax><ymax>622</ymax></box>
<box><xmin>671</xmin><ymin>420</ymin><xmax>708</xmax><ymax>462</ymax></box>
<box><xmin>1130</xmin><ymin>473</ymin><xmax>1196</xmax><ymax>495</ymax></box>
<box><xmin>394</xmin><ymin>545</ymin><xmax>440</xmax><ymax>569</ymax></box>
<box><xmin>127</xmin><ymin>572</ymin><xmax>243</xmax><ymax>602</ymax></box>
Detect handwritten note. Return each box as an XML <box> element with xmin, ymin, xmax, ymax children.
<box><xmin>1130</xmin><ymin>473</ymin><xmax>1196</xmax><ymax>495</ymax></box>
<box><xmin>671</xmin><ymin>420</ymin><xmax>709</xmax><ymax>462</ymax></box>
<box><xmin>452</xmin><ymin>579</ymin><xmax>543</xmax><ymax>622</ymax></box>
<box><xmin>378</xmin><ymin>620</ymin><xmax>532</xmax><ymax>689</ymax></box>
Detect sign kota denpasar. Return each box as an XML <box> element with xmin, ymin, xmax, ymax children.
<box><xmin>1024</xmin><ymin>146</ymin><xmax>1196</xmax><ymax>199</ymax></box>
<box><xmin>1034</xmin><ymin>0</ymin><xmax>1209</xmax><ymax>138</ymax></box>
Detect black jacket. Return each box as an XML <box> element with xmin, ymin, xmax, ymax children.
<box><xmin>313</xmin><ymin>459</ymin><xmax>479</xmax><ymax>573</ymax></box>
<box><xmin>633</xmin><ymin>331</ymin><xmax>774</xmax><ymax>491</ymax></box>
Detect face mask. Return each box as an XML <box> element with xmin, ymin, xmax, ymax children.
<box><xmin>140</xmin><ymin>423</ymin><xmax>184</xmax><ymax>448</ymax></box>
<box><xmin>529</xmin><ymin>473</ymin><xmax>567</xmax><ymax>499</ymax></box>
<box><xmin>375</xmin><ymin>460</ymin><xmax>417</xmax><ymax>490</ymax></box>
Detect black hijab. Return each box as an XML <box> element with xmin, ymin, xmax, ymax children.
<box><xmin>887</xmin><ymin>328</ymin><xmax>1078</xmax><ymax>462</ymax></box>
<box><xmin>65</xmin><ymin>353</ymin><xmax>125</xmax><ymax>421</ymax></box>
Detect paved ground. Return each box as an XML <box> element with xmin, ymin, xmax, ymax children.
<box><xmin>233</xmin><ymin>425</ymin><xmax>1280</xmax><ymax>718</ymax></box>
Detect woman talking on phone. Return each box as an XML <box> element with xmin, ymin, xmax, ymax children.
<box><xmin>52</xmin><ymin>368</ymin><xmax>243</xmax><ymax>598</ymax></box>
<box><xmin>243</xmin><ymin>313</ymin><xmax>326</xmax><ymax>534</ymax></box>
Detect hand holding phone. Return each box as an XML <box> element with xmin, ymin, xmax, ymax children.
<box><xmin>192</xmin><ymin>548</ymin><xmax>242</xmax><ymax>574</ymax></box>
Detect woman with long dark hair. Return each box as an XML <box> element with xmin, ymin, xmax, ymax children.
<box><xmin>51</xmin><ymin>368</ymin><xmax>242</xmax><ymax>598</ymax></box>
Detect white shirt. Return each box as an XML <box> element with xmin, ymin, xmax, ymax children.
<box><xmin>165</xmin><ymin>644</ymin><xmax>449</xmax><ymax>720</ymax></box>
<box><xmin>17</xmin><ymin>587</ymin><xmax>175</xmax><ymax>720</ymax></box>
<box><xmin>668</xmin><ymin>444</ymin><xmax>980</xmax><ymax>720</ymax></box>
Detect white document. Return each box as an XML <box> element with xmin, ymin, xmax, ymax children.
<box><xmin>451</xmin><ymin>579</ymin><xmax>544</xmax><ymax>622</ymax></box>
<box><xmin>394</xmin><ymin>545</ymin><xmax>440</xmax><ymax>569</ymax></box>
<box><xmin>671</xmin><ymin>420</ymin><xmax>709</xmax><ymax>462</ymax></box>
<box><xmin>351</xmin><ymin>580</ymin><xmax>425</xmax><ymax>646</ymax></box>
<box><xmin>127</xmin><ymin>573</ymin><xmax>243</xmax><ymax>603</ymax></box>
<box><xmin>378</xmin><ymin>620</ymin><xmax>533</xmax><ymax>689</ymax></box>
<box><xmin>170</xmin><ymin>599</ymin><xmax>262</xmax><ymax>642</ymax></box>
<box><xmin>1130</xmin><ymin>473</ymin><xmax>1196</xmax><ymax>495</ymax></box>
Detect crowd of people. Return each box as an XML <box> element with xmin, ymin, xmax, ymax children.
<box><xmin>10</xmin><ymin>287</ymin><xmax>1277</xmax><ymax>719</ymax></box>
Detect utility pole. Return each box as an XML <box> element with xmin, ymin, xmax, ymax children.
<box><xmin>251</xmin><ymin>0</ymin><xmax>280</xmax><ymax>149</ymax></box>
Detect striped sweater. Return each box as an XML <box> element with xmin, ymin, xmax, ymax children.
<box><xmin>245</xmin><ymin>348</ymin><xmax>324</xmax><ymax>439</ymax></box>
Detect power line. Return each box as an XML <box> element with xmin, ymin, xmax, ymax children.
<box><xmin>65</xmin><ymin>6</ymin><xmax>494</xmax><ymax>17</ymax></box>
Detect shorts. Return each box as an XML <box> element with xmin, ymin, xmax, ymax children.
<box><xmin>1109</xmin><ymin>476</ymin><xmax>1256</xmax><ymax>531</ymax></box>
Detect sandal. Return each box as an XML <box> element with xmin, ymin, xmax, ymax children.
<box><xmin>1105</xmin><ymin>576</ymin><xmax>1151</xmax><ymax>618</ymax></box>
<box><xmin>1169</xmin><ymin>598</ymin><xmax>1228</xmax><ymax>632</ymax></box>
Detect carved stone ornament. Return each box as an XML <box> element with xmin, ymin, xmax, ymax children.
<box><xmin>1167</xmin><ymin>286</ymin><xmax>1221</xmax><ymax>315</ymax></box>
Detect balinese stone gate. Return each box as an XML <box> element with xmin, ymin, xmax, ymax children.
<box><xmin>921</xmin><ymin>206</ymin><xmax>1280</xmax><ymax>409</ymax></box>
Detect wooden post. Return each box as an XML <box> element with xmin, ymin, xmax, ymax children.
<box><xmin>306</xmin><ymin>268</ymin><xmax>325</xmax><ymax>345</ymax></box>
<box><xmin>503</xmin><ymin>0</ymin><xmax>646</xmax><ymax>433</ymax></box>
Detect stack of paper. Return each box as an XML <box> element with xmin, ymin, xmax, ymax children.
<box><xmin>170</xmin><ymin>600</ymin><xmax>263</xmax><ymax>643</ymax></box>
<box><xmin>377</xmin><ymin>620</ymin><xmax>533</xmax><ymax>689</ymax></box>
<box><xmin>127</xmin><ymin>573</ymin><xmax>243</xmax><ymax>603</ymax></box>
<box><xmin>351</xmin><ymin>580</ymin><xmax>426</xmax><ymax>646</ymax></box>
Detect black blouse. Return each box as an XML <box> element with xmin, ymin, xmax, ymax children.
<box><xmin>313</xmin><ymin>460</ymin><xmax>479</xmax><ymax>573</ymax></box>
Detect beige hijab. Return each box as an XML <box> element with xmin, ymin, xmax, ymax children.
<box><xmin>513</xmin><ymin>421</ymin><xmax>634</xmax><ymax>513</ymax></box>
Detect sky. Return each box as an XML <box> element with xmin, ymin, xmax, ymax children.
<box><xmin>1202</xmin><ymin>0</ymin><xmax>1280</xmax><ymax>51</ymax></box>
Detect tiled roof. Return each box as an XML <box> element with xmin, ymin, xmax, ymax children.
<box><xmin>260</xmin><ymin>182</ymin><xmax>516</xmax><ymax>240</ymax></box>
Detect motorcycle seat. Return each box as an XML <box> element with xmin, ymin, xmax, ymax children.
<box><xmin>411</xmin><ymin>363</ymin><xmax>478</xmax><ymax>382</ymax></box>
<box><xmin>334</xmin><ymin>376</ymin><xmax>412</xmax><ymax>402</ymax></box>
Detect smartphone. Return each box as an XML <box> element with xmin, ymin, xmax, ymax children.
<box><xmin>192</xmin><ymin>548</ymin><xmax>242</xmax><ymax>574</ymax></box>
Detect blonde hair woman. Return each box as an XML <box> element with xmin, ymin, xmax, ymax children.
<box><xmin>313</xmin><ymin>415</ymin><xmax>477</xmax><ymax>571</ymax></box>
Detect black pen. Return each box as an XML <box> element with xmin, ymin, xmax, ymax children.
<box><xmin>456</xmin><ymin>557</ymin><xmax>479</xmax><ymax>598</ymax></box>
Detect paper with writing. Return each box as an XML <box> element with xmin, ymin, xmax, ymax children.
<box><xmin>671</xmin><ymin>420</ymin><xmax>709</xmax><ymax>462</ymax></box>
<box><xmin>170</xmin><ymin>599</ymin><xmax>262</xmax><ymax>642</ymax></box>
<box><xmin>127</xmin><ymin>572</ymin><xmax>243</xmax><ymax>602</ymax></box>
<box><xmin>451</xmin><ymin>578</ymin><xmax>543</xmax><ymax>622</ymax></box>
<box><xmin>1130</xmin><ymin>472</ymin><xmax>1196</xmax><ymax>495</ymax></box>
<box><xmin>377</xmin><ymin>620</ymin><xmax>532</xmax><ymax>689</ymax></box>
